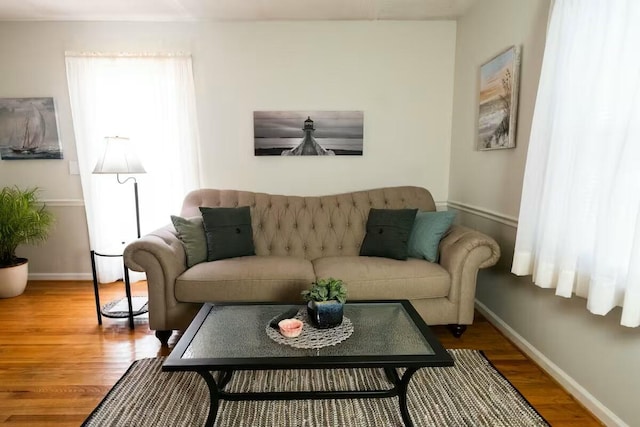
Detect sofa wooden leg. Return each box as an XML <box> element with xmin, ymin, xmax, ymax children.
<box><xmin>155</xmin><ymin>330</ymin><xmax>172</xmax><ymax>347</ymax></box>
<box><xmin>447</xmin><ymin>324</ymin><xmax>467</xmax><ymax>338</ymax></box>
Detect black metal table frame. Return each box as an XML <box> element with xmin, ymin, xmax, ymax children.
<box><xmin>196</xmin><ymin>365</ymin><xmax>420</xmax><ymax>427</ymax></box>
<box><xmin>164</xmin><ymin>301</ymin><xmax>454</xmax><ymax>427</ymax></box>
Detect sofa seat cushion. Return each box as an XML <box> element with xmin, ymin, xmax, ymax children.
<box><xmin>312</xmin><ymin>256</ymin><xmax>450</xmax><ymax>300</ymax></box>
<box><xmin>175</xmin><ymin>256</ymin><xmax>315</xmax><ymax>303</ymax></box>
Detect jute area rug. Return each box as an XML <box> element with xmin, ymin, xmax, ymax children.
<box><xmin>83</xmin><ymin>349</ymin><xmax>548</xmax><ymax>427</ymax></box>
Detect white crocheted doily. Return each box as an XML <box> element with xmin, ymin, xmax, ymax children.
<box><xmin>265</xmin><ymin>308</ymin><xmax>353</xmax><ymax>349</ymax></box>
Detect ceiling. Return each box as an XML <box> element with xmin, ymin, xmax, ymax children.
<box><xmin>0</xmin><ymin>0</ymin><xmax>477</xmax><ymax>21</ymax></box>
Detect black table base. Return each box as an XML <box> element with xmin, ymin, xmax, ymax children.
<box><xmin>196</xmin><ymin>367</ymin><xmax>420</xmax><ymax>427</ymax></box>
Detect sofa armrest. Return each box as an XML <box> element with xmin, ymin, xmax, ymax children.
<box><xmin>438</xmin><ymin>224</ymin><xmax>500</xmax><ymax>324</ymax></box>
<box><xmin>123</xmin><ymin>224</ymin><xmax>187</xmax><ymax>329</ymax></box>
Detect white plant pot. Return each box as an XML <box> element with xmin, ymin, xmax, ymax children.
<box><xmin>0</xmin><ymin>259</ymin><xmax>29</xmax><ymax>298</ymax></box>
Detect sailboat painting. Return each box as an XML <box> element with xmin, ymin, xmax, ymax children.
<box><xmin>254</xmin><ymin>111</ymin><xmax>363</xmax><ymax>156</ymax></box>
<box><xmin>0</xmin><ymin>97</ymin><xmax>63</xmax><ymax>160</ymax></box>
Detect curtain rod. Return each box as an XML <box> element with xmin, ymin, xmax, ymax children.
<box><xmin>65</xmin><ymin>51</ymin><xmax>191</xmax><ymax>58</ymax></box>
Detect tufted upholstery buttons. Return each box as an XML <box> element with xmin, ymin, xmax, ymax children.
<box><xmin>180</xmin><ymin>186</ymin><xmax>436</xmax><ymax>258</ymax></box>
<box><xmin>235</xmin><ymin>227</ymin><xmax>241</xmax><ymax>234</ymax></box>
<box><xmin>378</xmin><ymin>228</ymin><xmax>384</xmax><ymax>234</ymax></box>
<box><xmin>285</xmin><ymin>246</ymin><xmax>290</xmax><ymax>251</ymax></box>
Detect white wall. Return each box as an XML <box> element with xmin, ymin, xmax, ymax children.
<box><xmin>196</xmin><ymin>23</ymin><xmax>456</xmax><ymax>197</ymax></box>
<box><xmin>0</xmin><ymin>21</ymin><xmax>457</xmax><ymax>277</ymax></box>
<box><xmin>448</xmin><ymin>1</ymin><xmax>639</xmax><ymax>425</ymax></box>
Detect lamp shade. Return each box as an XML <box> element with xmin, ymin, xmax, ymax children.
<box><xmin>93</xmin><ymin>136</ymin><xmax>146</xmax><ymax>174</ymax></box>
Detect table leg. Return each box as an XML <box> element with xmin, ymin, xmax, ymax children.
<box><xmin>218</xmin><ymin>370</ymin><xmax>234</xmax><ymax>390</ymax></box>
<box><xmin>398</xmin><ymin>367</ymin><xmax>419</xmax><ymax>427</ymax></box>
<box><xmin>197</xmin><ymin>370</ymin><xmax>221</xmax><ymax>427</ymax></box>
<box><xmin>90</xmin><ymin>250</ymin><xmax>102</xmax><ymax>325</ymax></box>
<box><xmin>123</xmin><ymin>263</ymin><xmax>134</xmax><ymax>330</ymax></box>
<box><xmin>384</xmin><ymin>367</ymin><xmax>399</xmax><ymax>385</ymax></box>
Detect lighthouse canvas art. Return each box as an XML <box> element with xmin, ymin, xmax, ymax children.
<box><xmin>254</xmin><ymin>111</ymin><xmax>363</xmax><ymax>156</ymax></box>
<box><xmin>0</xmin><ymin>97</ymin><xmax>63</xmax><ymax>160</ymax></box>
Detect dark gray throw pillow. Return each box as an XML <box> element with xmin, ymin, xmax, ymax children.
<box><xmin>199</xmin><ymin>206</ymin><xmax>255</xmax><ymax>261</ymax></box>
<box><xmin>359</xmin><ymin>208</ymin><xmax>418</xmax><ymax>260</ymax></box>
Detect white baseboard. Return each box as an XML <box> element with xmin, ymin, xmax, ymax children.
<box><xmin>29</xmin><ymin>273</ymin><xmax>92</xmax><ymax>281</ymax></box>
<box><xmin>475</xmin><ymin>300</ymin><xmax>626</xmax><ymax>427</ymax></box>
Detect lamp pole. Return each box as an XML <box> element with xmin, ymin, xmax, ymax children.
<box><xmin>117</xmin><ymin>173</ymin><xmax>142</xmax><ymax>239</ymax></box>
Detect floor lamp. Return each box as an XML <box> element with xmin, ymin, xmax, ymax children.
<box><xmin>92</xmin><ymin>136</ymin><xmax>146</xmax><ymax>238</ymax></box>
<box><xmin>90</xmin><ymin>136</ymin><xmax>147</xmax><ymax>329</ymax></box>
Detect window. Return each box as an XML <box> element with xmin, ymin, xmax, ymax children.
<box><xmin>66</xmin><ymin>53</ymin><xmax>201</xmax><ymax>282</ymax></box>
<box><xmin>512</xmin><ymin>0</ymin><xmax>640</xmax><ymax>326</ymax></box>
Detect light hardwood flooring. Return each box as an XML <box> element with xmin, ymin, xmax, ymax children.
<box><xmin>0</xmin><ymin>280</ymin><xmax>601</xmax><ymax>426</ymax></box>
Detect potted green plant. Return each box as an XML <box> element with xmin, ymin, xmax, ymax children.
<box><xmin>302</xmin><ymin>278</ymin><xmax>347</xmax><ymax>329</ymax></box>
<box><xmin>0</xmin><ymin>187</ymin><xmax>54</xmax><ymax>298</ymax></box>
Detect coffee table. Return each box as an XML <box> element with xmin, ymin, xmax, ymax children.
<box><xmin>163</xmin><ymin>300</ymin><xmax>454</xmax><ymax>427</ymax></box>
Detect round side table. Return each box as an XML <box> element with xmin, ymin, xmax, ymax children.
<box><xmin>90</xmin><ymin>244</ymin><xmax>148</xmax><ymax>329</ymax></box>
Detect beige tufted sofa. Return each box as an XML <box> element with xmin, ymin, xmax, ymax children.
<box><xmin>124</xmin><ymin>186</ymin><xmax>500</xmax><ymax>345</ymax></box>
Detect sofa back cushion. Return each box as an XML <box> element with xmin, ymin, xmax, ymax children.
<box><xmin>180</xmin><ymin>186</ymin><xmax>436</xmax><ymax>261</ymax></box>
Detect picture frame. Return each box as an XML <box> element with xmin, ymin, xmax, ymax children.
<box><xmin>0</xmin><ymin>97</ymin><xmax>63</xmax><ymax>160</ymax></box>
<box><xmin>254</xmin><ymin>111</ymin><xmax>363</xmax><ymax>156</ymax></box>
<box><xmin>478</xmin><ymin>45</ymin><xmax>521</xmax><ymax>151</ymax></box>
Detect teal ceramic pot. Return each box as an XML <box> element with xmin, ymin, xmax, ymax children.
<box><xmin>307</xmin><ymin>300</ymin><xmax>344</xmax><ymax>329</ymax></box>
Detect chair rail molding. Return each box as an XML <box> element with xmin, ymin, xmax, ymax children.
<box><xmin>42</xmin><ymin>199</ymin><xmax>85</xmax><ymax>207</ymax></box>
<box><xmin>447</xmin><ymin>200</ymin><xmax>518</xmax><ymax>228</ymax></box>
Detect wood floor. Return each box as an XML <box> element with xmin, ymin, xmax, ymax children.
<box><xmin>0</xmin><ymin>280</ymin><xmax>601</xmax><ymax>427</ymax></box>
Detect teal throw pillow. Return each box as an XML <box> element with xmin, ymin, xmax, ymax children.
<box><xmin>359</xmin><ymin>208</ymin><xmax>418</xmax><ymax>260</ymax></box>
<box><xmin>170</xmin><ymin>215</ymin><xmax>207</xmax><ymax>268</ymax></box>
<box><xmin>200</xmin><ymin>206</ymin><xmax>255</xmax><ymax>261</ymax></box>
<box><xmin>407</xmin><ymin>210</ymin><xmax>456</xmax><ymax>262</ymax></box>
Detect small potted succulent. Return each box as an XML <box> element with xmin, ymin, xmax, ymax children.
<box><xmin>302</xmin><ymin>278</ymin><xmax>347</xmax><ymax>329</ymax></box>
<box><xmin>0</xmin><ymin>187</ymin><xmax>54</xmax><ymax>298</ymax></box>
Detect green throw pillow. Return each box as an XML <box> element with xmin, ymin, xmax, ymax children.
<box><xmin>200</xmin><ymin>206</ymin><xmax>255</xmax><ymax>261</ymax></box>
<box><xmin>407</xmin><ymin>210</ymin><xmax>456</xmax><ymax>262</ymax></box>
<box><xmin>170</xmin><ymin>215</ymin><xmax>207</xmax><ymax>268</ymax></box>
<box><xmin>359</xmin><ymin>208</ymin><xmax>418</xmax><ymax>260</ymax></box>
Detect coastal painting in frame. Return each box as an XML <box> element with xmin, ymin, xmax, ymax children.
<box><xmin>0</xmin><ymin>97</ymin><xmax>63</xmax><ymax>160</ymax></box>
<box><xmin>478</xmin><ymin>46</ymin><xmax>521</xmax><ymax>150</ymax></box>
<box><xmin>254</xmin><ymin>111</ymin><xmax>363</xmax><ymax>156</ymax></box>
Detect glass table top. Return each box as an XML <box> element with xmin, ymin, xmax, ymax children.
<box><xmin>164</xmin><ymin>301</ymin><xmax>453</xmax><ymax>370</ymax></box>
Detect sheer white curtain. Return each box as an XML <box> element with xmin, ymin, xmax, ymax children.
<box><xmin>66</xmin><ymin>53</ymin><xmax>201</xmax><ymax>283</ymax></box>
<box><xmin>512</xmin><ymin>0</ymin><xmax>640</xmax><ymax>327</ymax></box>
